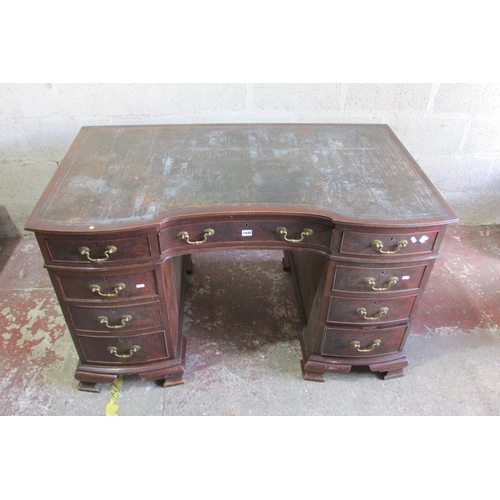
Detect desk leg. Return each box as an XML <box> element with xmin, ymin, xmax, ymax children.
<box><xmin>369</xmin><ymin>358</ymin><xmax>408</xmax><ymax>379</ymax></box>
<box><xmin>186</xmin><ymin>254</ymin><xmax>193</xmax><ymax>274</ymax></box>
<box><xmin>282</xmin><ymin>250</ymin><xmax>292</xmax><ymax>272</ymax></box>
<box><xmin>75</xmin><ymin>365</ymin><xmax>118</xmax><ymax>393</ymax></box>
<box><xmin>285</xmin><ymin>250</ymin><xmax>331</xmax><ymax>377</ymax></box>
<box><xmin>153</xmin><ymin>254</ymin><xmax>190</xmax><ymax>386</ymax></box>
<box><xmin>300</xmin><ymin>358</ymin><xmax>352</xmax><ymax>382</ymax></box>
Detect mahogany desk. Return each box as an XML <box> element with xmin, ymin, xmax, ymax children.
<box><xmin>25</xmin><ymin>124</ymin><xmax>458</xmax><ymax>392</ymax></box>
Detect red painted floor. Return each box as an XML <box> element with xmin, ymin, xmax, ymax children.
<box><xmin>1</xmin><ymin>225</ymin><xmax>499</xmax><ymax>415</ymax></box>
<box><xmin>413</xmin><ymin>225</ymin><xmax>500</xmax><ymax>333</ymax></box>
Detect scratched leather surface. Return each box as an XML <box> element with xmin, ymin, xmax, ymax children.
<box><xmin>29</xmin><ymin>124</ymin><xmax>453</xmax><ymax>229</ymax></box>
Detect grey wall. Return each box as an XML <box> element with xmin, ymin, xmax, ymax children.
<box><xmin>1</xmin><ymin>83</ymin><xmax>499</xmax><ymax>237</ymax></box>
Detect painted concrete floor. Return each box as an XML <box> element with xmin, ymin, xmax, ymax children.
<box><xmin>1</xmin><ymin>225</ymin><xmax>499</xmax><ymax>416</ymax></box>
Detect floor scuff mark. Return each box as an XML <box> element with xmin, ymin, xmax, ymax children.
<box><xmin>105</xmin><ymin>375</ymin><xmax>124</xmax><ymax>416</ymax></box>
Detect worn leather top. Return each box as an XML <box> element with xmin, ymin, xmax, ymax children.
<box><xmin>26</xmin><ymin>124</ymin><xmax>457</xmax><ymax>231</ymax></box>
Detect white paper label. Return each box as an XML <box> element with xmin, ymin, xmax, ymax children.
<box><xmin>402</xmin><ymin>276</ymin><xmax>410</xmax><ymax>280</ymax></box>
<box><xmin>136</xmin><ymin>284</ymin><xmax>146</xmax><ymax>289</ymax></box>
<box><xmin>242</xmin><ymin>230</ymin><xmax>253</xmax><ymax>237</ymax></box>
<box><xmin>411</xmin><ymin>237</ymin><xmax>417</xmax><ymax>243</ymax></box>
<box><xmin>419</xmin><ymin>235</ymin><xmax>429</xmax><ymax>244</ymax></box>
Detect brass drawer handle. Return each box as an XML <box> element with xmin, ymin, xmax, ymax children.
<box><xmin>370</xmin><ymin>240</ymin><xmax>407</xmax><ymax>254</ymax></box>
<box><xmin>351</xmin><ymin>339</ymin><xmax>381</xmax><ymax>353</ymax></box>
<box><xmin>177</xmin><ymin>228</ymin><xmax>215</xmax><ymax>245</ymax></box>
<box><xmin>108</xmin><ymin>345</ymin><xmax>140</xmax><ymax>358</ymax></box>
<box><xmin>97</xmin><ymin>314</ymin><xmax>132</xmax><ymax>329</ymax></box>
<box><xmin>78</xmin><ymin>245</ymin><xmax>117</xmax><ymax>262</ymax></box>
<box><xmin>90</xmin><ymin>283</ymin><xmax>126</xmax><ymax>297</ymax></box>
<box><xmin>277</xmin><ymin>226</ymin><xmax>313</xmax><ymax>243</ymax></box>
<box><xmin>363</xmin><ymin>277</ymin><xmax>399</xmax><ymax>291</ymax></box>
<box><xmin>356</xmin><ymin>307</ymin><xmax>389</xmax><ymax>320</ymax></box>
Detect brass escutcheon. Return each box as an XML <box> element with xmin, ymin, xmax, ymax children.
<box><xmin>351</xmin><ymin>339</ymin><xmax>381</xmax><ymax>353</ymax></box>
<box><xmin>97</xmin><ymin>314</ymin><xmax>132</xmax><ymax>329</ymax></box>
<box><xmin>356</xmin><ymin>306</ymin><xmax>389</xmax><ymax>321</ymax></box>
<box><xmin>370</xmin><ymin>240</ymin><xmax>407</xmax><ymax>254</ymax></box>
<box><xmin>363</xmin><ymin>277</ymin><xmax>399</xmax><ymax>291</ymax></box>
<box><xmin>107</xmin><ymin>345</ymin><xmax>141</xmax><ymax>358</ymax></box>
<box><xmin>90</xmin><ymin>283</ymin><xmax>126</xmax><ymax>297</ymax></box>
<box><xmin>276</xmin><ymin>226</ymin><xmax>313</xmax><ymax>243</ymax></box>
<box><xmin>78</xmin><ymin>245</ymin><xmax>117</xmax><ymax>262</ymax></box>
<box><xmin>177</xmin><ymin>228</ymin><xmax>215</xmax><ymax>245</ymax></box>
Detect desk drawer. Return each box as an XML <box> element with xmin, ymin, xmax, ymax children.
<box><xmin>332</xmin><ymin>264</ymin><xmax>427</xmax><ymax>294</ymax></box>
<box><xmin>44</xmin><ymin>235</ymin><xmax>152</xmax><ymax>264</ymax></box>
<box><xmin>340</xmin><ymin>230</ymin><xmax>439</xmax><ymax>257</ymax></box>
<box><xmin>321</xmin><ymin>325</ymin><xmax>407</xmax><ymax>357</ymax></box>
<box><xmin>327</xmin><ymin>295</ymin><xmax>417</xmax><ymax>325</ymax></box>
<box><xmin>159</xmin><ymin>220</ymin><xmax>332</xmax><ymax>252</ymax></box>
<box><xmin>77</xmin><ymin>330</ymin><xmax>169</xmax><ymax>365</ymax></box>
<box><xmin>68</xmin><ymin>301</ymin><xmax>163</xmax><ymax>333</ymax></box>
<box><xmin>52</xmin><ymin>269</ymin><xmax>158</xmax><ymax>302</ymax></box>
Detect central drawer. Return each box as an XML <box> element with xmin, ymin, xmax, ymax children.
<box><xmin>68</xmin><ymin>301</ymin><xmax>163</xmax><ymax>333</ymax></box>
<box><xmin>159</xmin><ymin>219</ymin><xmax>332</xmax><ymax>252</ymax></box>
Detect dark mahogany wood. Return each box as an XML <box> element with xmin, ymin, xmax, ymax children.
<box><xmin>52</xmin><ymin>268</ymin><xmax>158</xmax><ymax>301</ymax></box>
<box><xmin>321</xmin><ymin>325</ymin><xmax>408</xmax><ymax>357</ymax></box>
<box><xmin>76</xmin><ymin>330</ymin><xmax>170</xmax><ymax>364</ymax></box>
<box><xmin>68</xmin><ymin>301</ymin><xmax>163</xmax><ymax>332</ymax></box>
<box><xmin>158</xmin><ymin>216</ymin><xmax>333</xmax><ymax>255</ymax></box>
<box><xmin>45</xmin><ymin>234</ymin><xmax>153</xmax><ymax>263</ymax></box>
<box><xmin>25</xmin><ymin>124</ymin><xmax>458</xmax><ymax>392</ymax></box>
<box><xmin>332</xmin><ymin>263</ymin><xmax>427</xmax><ymax>294</ymax></box>
<box><xmin>339</xmin><ymin>229</ymin><xmax>440</xmax><ymax>257</ymax></box>
<box><xmin>326</xmin><ymin>294</ymin><xmax>418</xmax><ymax>325</ymax></box>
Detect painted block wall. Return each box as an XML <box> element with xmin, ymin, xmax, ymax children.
<box><xmin>1</xmin><ymin>83</ymin><xmax>499</xmax><ymax>237</ymax></box>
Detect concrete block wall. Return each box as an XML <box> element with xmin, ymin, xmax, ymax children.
<box><xmin>1</xmin><ymin>83</ymin><xmax>499</xmax><ymax>237</ymax></box>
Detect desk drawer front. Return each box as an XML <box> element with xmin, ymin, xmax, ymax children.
<box><xmin>333</xmin><ymin>264</ymin><xmax>427</xmax><ymax>294</ymax></box>
<box><xmin>160</xmin><ymin>220</ymin><xmax>332</xmax><ymax>252</ymax></box>
<box><xmin>45</xmin><ymin>235</ymin><xmax>152</xmax><ymax>264</ymax></box>
<box><xmin>54</xmin><ymin>270</ymin><xmax>158</xmax><ymax>302</ymax></box>
<box><xmin>68</xmin><ymin>302</ymin><xmax>162</xmax><ymax>332</ymax></box>
<box><xmin>327</xmin><ymin>295</ymin><xmax>417</xmax><ymax>325</ymax></box>
<box><xmin>340</xmin><ymin>230</ymin><xmax>439</xmax><ymax>257</ymax></box>
<box><xmin>321</xmin><ymin>326</ymin><xmax>407</xmax><ymax>357</ymax></box>
<box><xmin>77</xmin><ymin>330</ymin><xmax>169</xmax><ymax>365</ymax></box>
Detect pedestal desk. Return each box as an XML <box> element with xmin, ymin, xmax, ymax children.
<box><xmin>25</xmin><ymin>124</ymin><xmax>457</xmax><ymax>392</ymax></box>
